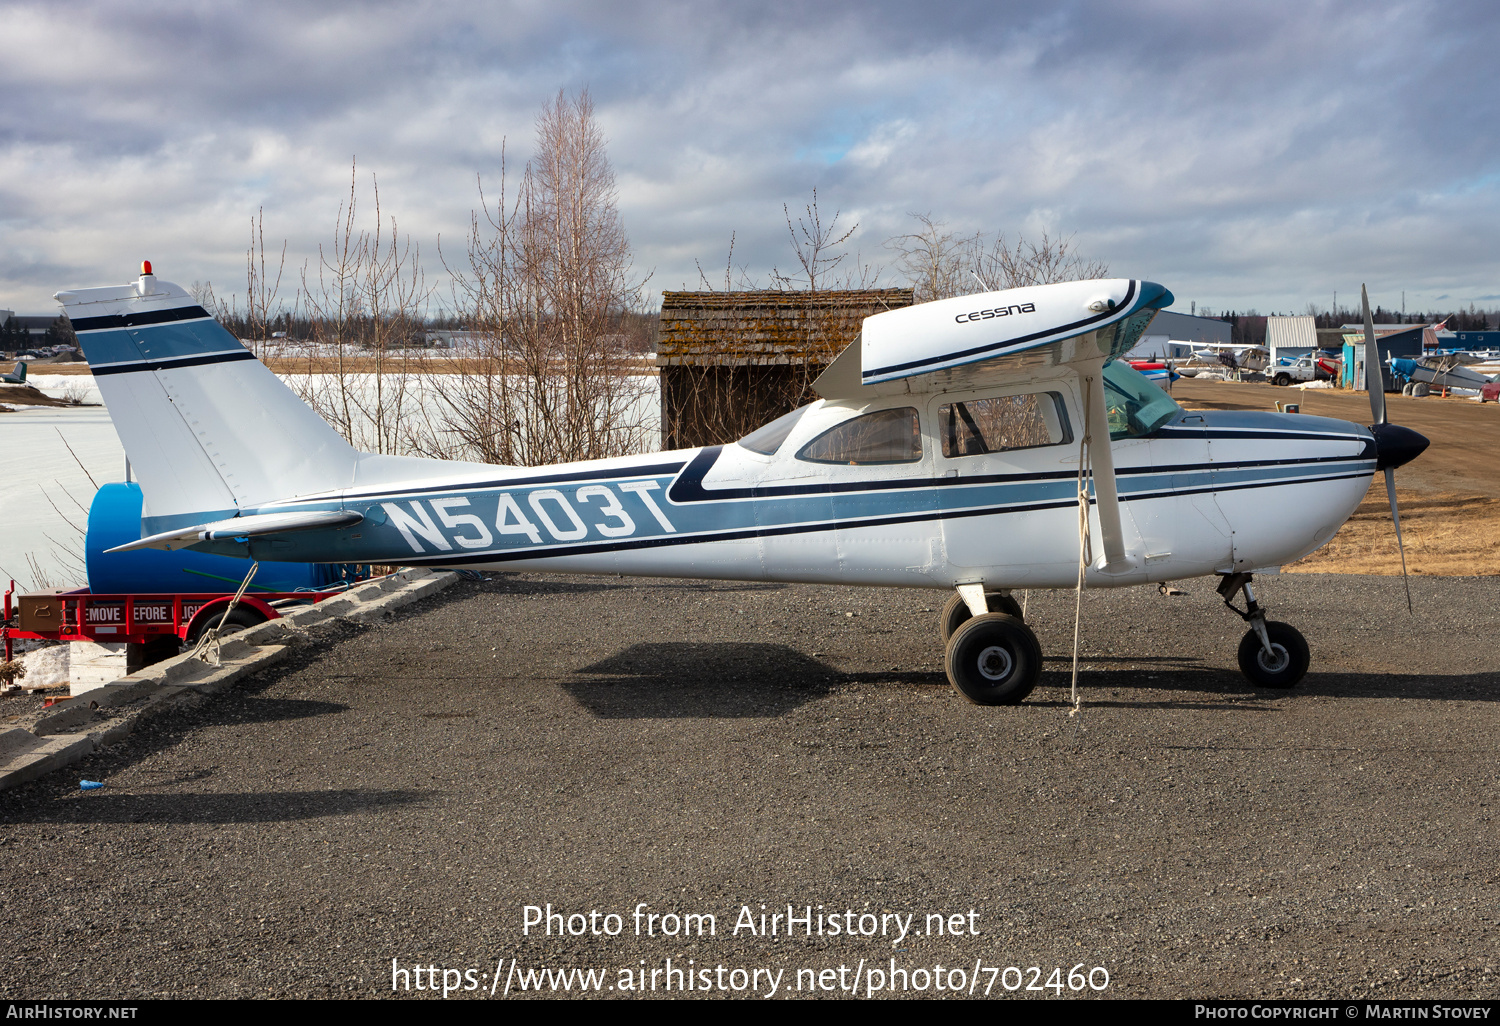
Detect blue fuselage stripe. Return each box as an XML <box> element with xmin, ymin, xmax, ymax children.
<box><xmin>169</xmin><ymin>430</ymin><xmax>1375</xmax><ymax>569</ymax></box>
<box><xmin>386</xmin><ymin>462</ymin><xmax>1375</xmax><ymax>568</ymax></box>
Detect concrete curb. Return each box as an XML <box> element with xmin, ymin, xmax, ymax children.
<box><xmin>0</xmin><ymin>568</ymin><xmax>459</xmax><ymax>792</ymax></box>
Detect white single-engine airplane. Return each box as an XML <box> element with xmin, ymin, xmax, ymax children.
<box><xmin>55</xmin><ymin>266</ymin><xmax>1427</xmax><ymax>704</ymax></box>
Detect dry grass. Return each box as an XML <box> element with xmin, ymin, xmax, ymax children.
<box><xmin>1175</xmin><ymin>378</ymin><xmax>1500</xmax><ymax>577</ymax></box>
<box><xmin>12</xmin><ymin>362</ymin><xmax>91</xmax><ymax>376</ymax></box>
<box><xmin>1286</xmin><ymin>483</ymin><xmax>1500</xmax><ymax>576</ymax></box>
<box><xmin>0</xmin><ymin>384</ymin><xmax>71</xmax><ymax>408</ymax></box>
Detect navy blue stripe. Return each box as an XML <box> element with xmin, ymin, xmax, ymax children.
<box><xmin>401</xmin><ymin>466</ymin><xmax>1375</xmax><ymax>568</ymax></box>
<box><xmin>665</xmin><ymin>444</ymin><xmax>1375</xmax><ymax>503</ymax></box>
<box><xmin>1158</xmin><ymin>426</ymin><xmax>1371</xmax><ymax>444</ymax></box>
<box><xmin>1126</xmin><ymin>470</ymin><xmax>1373</xmax><ymax>505</ymax></box>
<box><xmin>92</xmin><ymin>350</ymin><xmax>259</xmax><ymax>376</ymax></box>
<box><xmin>865</xmin><ymin>280</ymin><xmax>1140</xmax><ymax>379</ymax></box>
<box><xmin>71</xmin><ymin>305</ymin><xmax>212</xmax><ymax>332</ymax></box>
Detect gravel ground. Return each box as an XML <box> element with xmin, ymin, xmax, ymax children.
<box><xmin>1</xmin><ymin>571</ymin><xmax>1497</xmax><ymax>1001</ymax></box>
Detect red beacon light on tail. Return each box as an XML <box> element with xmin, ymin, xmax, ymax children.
<box><xmin>136</xmin><ymin>260</ymin><xmax>156</xmax><ymax>296</ymax></box>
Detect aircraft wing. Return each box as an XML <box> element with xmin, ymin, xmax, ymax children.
<box><xmin>105</xmin><ymin>509</ymin><xmax>364</xmax><ymax>553</ymax></box>
<box><xmin>815</xmin><ymin>278</ymin><xmax>1172</xmax><ymax>398</ymax></box>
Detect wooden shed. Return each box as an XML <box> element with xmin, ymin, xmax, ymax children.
<box><xmin>656</xmin><ymin>289</ymin><xmax>915</xmax><ymax>449</ymax></box>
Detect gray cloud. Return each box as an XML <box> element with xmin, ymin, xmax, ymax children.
<box><xmin>0</xmin><ymin>0</ymin><xmax>1495</xmax><ymax>317</ymax></box>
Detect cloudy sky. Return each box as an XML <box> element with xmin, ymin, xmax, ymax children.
<box><xmin>2</xmin><ymin>0</ymin><xmax>1497</xmax><ymax>319</ymax></box>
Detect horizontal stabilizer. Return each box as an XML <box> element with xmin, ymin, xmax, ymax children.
<box><xmin>105</xmin><ymin>510</ymin><xmax>364</xmax><ymax>553</ymax></box>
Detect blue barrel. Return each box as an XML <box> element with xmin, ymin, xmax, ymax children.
<box><xmin>86</xmin><ymin>482</ymin><xmax>347</xmax><ymax>594</ymax></box>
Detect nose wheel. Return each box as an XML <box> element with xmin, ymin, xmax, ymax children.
<box><xmin>1218</xmin><ymin>573</ymin><xmax>1309</xmax><ymax>688</ymax></box>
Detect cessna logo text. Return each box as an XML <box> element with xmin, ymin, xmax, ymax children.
<box><xmin>954</xmin><ymin>303</ymin><xmax>1036</xmax><ymax>324</ymax></box>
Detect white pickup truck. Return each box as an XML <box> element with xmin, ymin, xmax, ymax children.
<box><xmin>1270</xmin><ymin>355</ymin><xmax>1337</xmax><ymax>386</ymax></box>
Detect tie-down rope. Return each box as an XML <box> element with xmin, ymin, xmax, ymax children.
<box><xmin>191</xmin><ymin>561</ymin><xmax>260</xmax><ymax>667</ymax></box>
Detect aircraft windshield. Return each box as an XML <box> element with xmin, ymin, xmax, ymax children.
<box><xmin>738</xmin><ymin>404</ymin><xmax>810</xmax><ymax>455</ymax></box>
<box><xmin>1103</xmin><ymin>360</ymin><xmax>1182</xmax><ymax>439</ymax></box>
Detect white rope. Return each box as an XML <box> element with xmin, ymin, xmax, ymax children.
<box><xmin>1069</xmin><ymin>376</ymin><xmax>1094</xmax><ymax>722</ymax></box>
<box><xmin>191</xmin><ymin>561</ymin><xmax>259</xmax><ymax>667</ymax></box>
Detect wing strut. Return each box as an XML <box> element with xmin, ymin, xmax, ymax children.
<box><xmin>1077</xmin><ymin>360</ymin><xmax>1130</xmax><ymax>572</ymax></box>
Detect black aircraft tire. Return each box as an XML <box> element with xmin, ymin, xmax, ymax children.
<box><xmin>944</xmin><ymin>613</ymin><xmax>1042</xmax><ymax>705</ymax></box>
<box><xmin>187</xmin><ymin>607</ymin><xmax>265</xmax><ymax>644</ymax></box>
<box><xmin>940</xmin><ymin>592</ymin><xmax>1024</xmax><ymax>643</ymax></box>
<box><xmin>989</xmin><ymin>593</ymin><xmax>1024</xmax><ymax>620</ymax></box>
<box><xmin>1236</xmin><ymin>621</ymin><xmax>1310</xmax><ymax>689</ymax></box>
<box><xmin>940</xmin><ymin>592</ymin><xmax>970</xmax><ymax>643</ymax></box>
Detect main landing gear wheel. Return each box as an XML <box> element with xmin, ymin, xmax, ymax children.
<box><xmin>1236</xmin><ymin>621</ymin><xmax>1309</xmax><ymax>689</ymax></box>
<box><xmin>939</xmin><ymin>591</ymin><xmax>1024</xmax><ymax>643</ymax></box>
<box><xmin>944</xmin><ymin>613</ymin><xmax>1042</xmax><ymax>705</ymax></box>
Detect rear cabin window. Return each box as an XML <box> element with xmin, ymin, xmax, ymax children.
<box><xmin>937</xmin><ymin>392</ymin><xmax>1072</xmax><ymax>458</ymax></box>
<box><xmin>797</xmin><ymin>407</ymin><xmax>922</xmax><ymax>465</ymax></box>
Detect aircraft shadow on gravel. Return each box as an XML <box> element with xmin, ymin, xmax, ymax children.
<box><xmin>1026</xmin><ymin>665</ymin><xmax>1500</xmax><ymax>707</ymax></box>
<box><xmin>482</xmin><ymin>576</ymin><xmax>632</xmax><ymax>597</ymax></box>
<box><xmin>9</xmin><ymin>788</ymin><xmax>430</xmax><ymax>824</ymax></box>
<box><xmin>567</xmin><ymin>642</ymin><xmax>853</xmax><ymax>718</ymax></box>
<box><xmin>202</xmin><ymin>697</ymin><xmax>350</xmax><ymax>723</ymax></box>
<box><xmin>485</xmin><ymin>576</ymin><xmax>789</xmax><ymax>597</ymax></box>
<box><xmin>567</xmin><ymin>643</ymin><xmax>1500</xmax><ymax>717</ymax></box>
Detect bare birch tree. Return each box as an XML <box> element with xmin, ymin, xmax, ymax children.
<box><xmin>295</xmin><ymin>160</ymin><xmax>430</xmax><ymax>455</ymax></box>
<box><xmin>432</xmin><ymin>89</ymin><xmax>652</xmax><ymax>466</ymax></box>
<box><xmin>974</xmin><ymin>230</ymin><xmax>1110</xmax><ymax>291</ymax></box>
<box><xmin>770</xmin><ymin>188</ymin><xmax>860</xmax><ymax>292</ymax></box>
<box><xmin>883</xmin><ymin>213</ymin><xmax>981</xmax><ymax>303</ymax></box>
<box><xmin>243</xmin><ymin>207</ymin><xmax>288</xmax><ymax>360</ymax></box>
<box><xmin>884</xmin><ymin>213</ymin><xmax>1109</xmax><ymax>300</ymax></box>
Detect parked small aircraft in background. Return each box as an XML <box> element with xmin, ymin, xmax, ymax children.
<box><xmin>1185</xmin><ymin>342</ymin><xmax>1270</xmax><ymax>373</ymax></box>
<box><xmin>54</xmin><ymin>266</ymin><xmax>1427</xmax><ymax>704</ymax></box>
<box><xmin>0</xmin><ymin>362</ymin><xmax>28</xmax><ymax>384</ymax></box>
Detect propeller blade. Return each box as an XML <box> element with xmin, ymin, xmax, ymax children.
<box><xmin>1363</xmin><ymin>284</ymin><xmax>1386</xmax><ymax>426</ymax></box>
<box><xmin>1384</xmin><ymin>467</ymin><xmax>1413</xmax><ymax>614</ymax></box>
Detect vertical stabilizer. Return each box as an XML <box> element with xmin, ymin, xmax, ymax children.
<box><xmin>56</xmin><ymin>268</ymin><xmax>357</xmax><ymax>528</ymax></box>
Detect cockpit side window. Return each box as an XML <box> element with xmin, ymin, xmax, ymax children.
<box><xmin>797</xmin><ymin>407</ymin><xmax>922</xmax><ymax>465</ymax></box>
<box><xmin>937</xmin><ymin>392</ymin><xmax>1072</xmax><ymax>458</ymax></box>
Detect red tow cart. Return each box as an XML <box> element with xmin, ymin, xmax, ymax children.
<box><xmin>2</xmin><ymin>580</ymin><xmax>356</xmax><ymax>666</ymax></box>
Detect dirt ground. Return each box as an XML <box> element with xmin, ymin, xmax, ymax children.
<box><xmin>1175</xmin><ymin>379</ymin><xmax>1500</xmax><ymax>576</ymax></box>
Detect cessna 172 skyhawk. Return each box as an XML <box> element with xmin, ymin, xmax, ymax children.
<box><xmin>55</xmin><ymin>267</ymin><xmax>1428</xmax><ymax>704</ymax></box>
